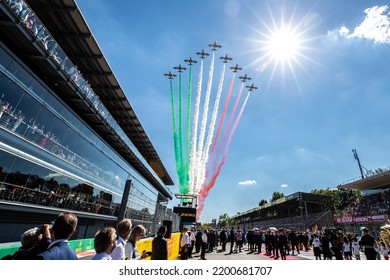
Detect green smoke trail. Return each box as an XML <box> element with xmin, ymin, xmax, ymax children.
<box><xmin>170</xmin><ymin>80</ymin><xmax>185</xmax><ymax>193</ymax></box>
<box><xmin>178</xmin><ymin>74</ymin><xmax>185</xmax><ymax>192</ymax></box>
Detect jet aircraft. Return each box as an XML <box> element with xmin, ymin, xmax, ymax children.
<box><xmin>220</xmin><ymin>54</ymin><xmax>233</xmax><ymax>63</ymax></box>
<box><xmin>239</xmin><ymin>74</ymin><xmax>251</xmax><ymax>82</ymax></box>
<box><xmin>164</xmin><ymin>71</ymin><xmax>177</xmax><ymax>79</ymax></box>
<box><xmin>230</xmin><ymin>64</ymin><xmax>242</xmax><ymax>72</ymax></box>
<box><xmin>184</xmin><ymin>57</ymin><xmax>198</xmax><ymax>66</ymax></box>
<box><xmin>208</xmin><ymin>41</ymin><xmax>222</xmax><ymax>51</ymax></box>
<box><xmin>245</xmin><ymin>83</ymin><xmax>258</xmax><ymax>91</ymax></box>
<box><xmin>196</xmin><ymin>49</ymin><xmax>210</xmax><ymax>59</ymax></box>
<box><xmin>173</xmin><ymin>64</ymin><xmax>187</xmax><ymax>73</ymax></box>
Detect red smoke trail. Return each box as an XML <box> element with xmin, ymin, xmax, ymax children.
<box><xmin>196</xmin><ymin>156</ymin><xmax>225</xmax><ymax>220</ymax></box>
<box><xmin>211</xmin><ymin>74</ymin><xmax>236</xmax><ymax>153</ymax></box>
<box><xmin>212</xmin><ymin>83</ymin><xmax>244</xmax><ymax>174</ymax></box>
<box><xmin>197</xmin><ymin>91</ymin><xmax>252</xmax><ymax>219</ymax></box>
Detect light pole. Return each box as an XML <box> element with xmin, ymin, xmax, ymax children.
<box><xmin>352</xmin><ymin>149</ymin><xmax>365</xmax><ymax>179</ymax></box>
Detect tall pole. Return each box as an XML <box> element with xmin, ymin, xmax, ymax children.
<box><xmin>117</xmin><ymin>179</ymin><xmax>132</xmax><ymax>225</ymax></box>
<box><xmin>352</xmin><ymin>149</ymin><xmax>365</xmax><ymax>179</ymax></box>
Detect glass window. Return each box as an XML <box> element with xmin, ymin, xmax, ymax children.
<box><xmin>0</xmin><ymin>45</ymin><xmax>13</xmax><ymax>69</ymax></box>
<box><xmin>27</xmin><ymin>79</ymin><xmax>48</xmax><ymax>100</ymax></box>
<box><xmin>6</xmin><ymin>60</ymin><xmax>32</xmax><ymax>86</ymax></box>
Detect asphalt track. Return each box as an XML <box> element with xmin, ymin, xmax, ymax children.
<box><xmin>79</xmin><ymin>243</ymin><xmax>367</xmax><ymax>260</ymax></box>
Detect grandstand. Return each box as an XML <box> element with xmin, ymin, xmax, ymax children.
<box><xmin>336</xmin><ymin>170</ymin><xmax>390</xmax><ymax>232</ymax></box>
<box><xmin>231</xmin><ymin>192</ymin><xmax>333</xmax><ymax>230</ymax></box>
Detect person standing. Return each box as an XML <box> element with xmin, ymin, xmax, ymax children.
<box><xmin>343</xmin><ymin>236</ymin><xmax>352</xmax><ymax>260</ymax></box>
<box><xmin>125</xmin><ymin>225</ymin><xmax>151</xmax><ymax>260</ymax></box>
<box><xmin>208</xmin><ymin>229</ymin><xmax>216</xmax><ymax>252</ymax></box>
<box><xmin>352</xmin><ymin>237</ymin><xmax>361</xmax><ymax>260</ymax></box>
<box><xmin>235</xmin><ymin>229</ymin><xmax>243</xmax><ymax>253</ymax></box>
<box><xmin>111</xmin><ymin>218</ymin><xmax>132</xmax><ymax>260</ymax></box>
<box><xmin>277</xmin><ymin>229</ymin><xmax>288</xmax><ymax>260</ymax></box>
<box><xmin>321</xmin><ymin>230</ymin><xmax>332</xmax><ymax>260</ymax></box>
<box><xmin>151</xmin><ymin>225</ymin><xmax>168</xmax><ymax>260</ymax></box>
<box><xmin>359</xmin><ymin>227</ymin><xmax>377</xmax><ymax>260</ymax></box>
<box><xmin>200</xmin><ymin>229</ymin><xmax>208</xmax><ymax>260</ymax></box>
<box><xmin>188</xmin><ymin>229</ymin><xmax>195</xmax><ymax>258</ymax></box>
<box><xmin>195</xmin><ymin>228</ymin><xmax>202</xmax><ymax>253</ymax></box>
<box><xmin>35</xmin><ymin>212</ymin><xmax>78</xmax><ymax>260</ymax></box>
<box><xmin>91</xmin><ymin>227</ymin><xmax>117</xmax><ymax>260</ymax></box>
<box><xmin>219</xmin><ymin>228</ymin><xmax>228</xmax><ymax>252</ymax></box>
<box><xmin>312</xmin><ymin>234</ymin><xmax>322</xmax><ymax>260</ymax></box>
<box><xmin>228</xmin><ymin>227</ymin><xmax>235</xmax><ymax>254</ymax></box>
<box><xmin>180</xmin><ymin>227</ymin><xmax>189</xmax><ymax>260</ymax></box>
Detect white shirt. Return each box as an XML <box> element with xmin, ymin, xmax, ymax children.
<box><xmin>190</xmin><ymin>232</ymin><xmax>196</xmax><ymax>242</ymax></box>
<box><xmin>312</xmin><ymin>237</ymin><xmax>320</xmax><ymax>247</ymax></box>
<box><xmin>91</xmin><ymin>252</ymin><xmax>112</xmax><ymax>260</ymax></box>
<box><xmin>202</xmin><ymin>232</ymin><xmax>208</xmax><ymax>243</ymax></box>
<box><xmin>110</xmin><ymin>237</ymin><xmax>126</xmax><ymax>260</ymax></box>
<box><xmin>380</xmin><ymin>246</ymin><xmax>389</xmax><ymax>256</ymax></box>
<box><xmin>180</xmin><ymin>232</ymin><xmax>189</xmax><ymax>247</ymax></box>
<box><xmin>352</xmin><ymin>241</ymin><xmax>360</xmax><ymax>255</ymax></box>
<box><xmin>343</xmin><ymin>242</ymin><xmax>351</xmax><ymax>252</ymax></box>
<box><xmin>124</xmin><ymin>241</ymin><xmax>141</xmax><ymax>260</ymax></box>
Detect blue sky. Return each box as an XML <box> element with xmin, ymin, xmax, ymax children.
<box><xmin>75</xmin><ymin>0</ymin><xmax>390</xmax><ymax>223</ymax></box>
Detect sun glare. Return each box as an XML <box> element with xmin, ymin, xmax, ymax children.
<box><xmin>266</xmin><ymin>27</ymin><xmax>300</xmax><ymax>62</ymax></box>
<box><xmin>245</xmin><ymin>5</ymin><xmax>318</xmax><ymax>90</ymax></box>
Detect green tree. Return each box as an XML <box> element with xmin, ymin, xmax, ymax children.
<box><xmin>259</xmin><ymin>199</ymin><xmax>267</xmax><ymax>207</ymax></box>
<box><xmin>217</xmin><ymin>213</ymin><xmax>232</xmax><ymax>227</ymax></box>
<box><xmin>310</xmin><ymin>187</ymin><xmax>361</xmax><ymax>212</ymax></box>
<box><xmin>270</xmin><ymin>191</ymin><xmax>285</xmax><ymax>202</ymax></box>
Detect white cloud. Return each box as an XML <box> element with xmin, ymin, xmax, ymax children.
<box><xmin>339</xmin><ymin>5</ymin><xmax>390</xmax><ymax>44</ymax></box>
<box><xmin>339</xmin><ymin>26</ymin><xmax>350</xmax><ymax>36</ymax></box>
<box><xmin>280</xmin><ymin>184</ymin><xmax>289</xmax><ymax>188</ymax></box>
<box><xmin>45</xmin><ymin>172</ymin><xmax>64</xmax><ymax>179</ymax></box>
<box><xmin>238</xmin><ymin>180</ymin><xmax>257</xmax><ymax>186</ymax></box>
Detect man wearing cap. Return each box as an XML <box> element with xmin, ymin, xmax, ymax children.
<box><xmin>359</xmin><ymin>227</ymin><xmax>377</xmax><ymax>260</ymax></box>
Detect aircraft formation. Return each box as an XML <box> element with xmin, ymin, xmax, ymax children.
<box><xmin>165</xmin><ymin>41</ymin><xmax>258</xmax><ymax>90</ymax></box>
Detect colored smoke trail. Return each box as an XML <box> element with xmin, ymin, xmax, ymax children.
<box><xmin>197</xmin><ymin>90</ymin><xmax>252</xmax><ymax>219</ymax></box>
<box><xmin>197</xmin><ymin>63</ymin><xmax>226</xmax><ymax>193</ymax></box>
<box><xmin>169</xmin><ymin>79</ymin><xmax>185</xmax><ymax>193</ymax></box>
<box><xmin>194</xmin><ymin>52</ymin><xmax>215</xmax><ymax>194</ymax></box>
<box><xmin>196</xmin><ymin>156</ymin><xmax>225</xmax><ymax>220</ymax></box>
<box><xmin>178</xmin><ymin>73</ymin><xmax>186</xmax><ymax>191</ymax></box>
<box><xmin>185</xmin><ymin>67</ymin><xmax>192</xmax><ymax>192</ymax></box>
<box><xmin>213</xmin><ymin>83</ymin><xmax>245</xmax><ymax>174</ymax></box>
<box><xmin>211</xmin><ymin>73</ymin><xmax>236</xmax><ymax>153</ymax></box>
<box><xmin>188</xmin><ymin>59</ymin><xmax>204</xmax><ymax>194</ymax></box>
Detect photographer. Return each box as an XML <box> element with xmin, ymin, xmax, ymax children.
<box><xmin>1</xmin><ymin>224</ymin><xmax>51</xmax><ymax>260</ymax></box>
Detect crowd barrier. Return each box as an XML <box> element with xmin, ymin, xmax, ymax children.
<box><xmin>0</xmin><ymin>232</ymin><xmax>181</xmax><ymax>260</ymax></box>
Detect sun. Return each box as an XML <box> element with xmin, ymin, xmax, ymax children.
<box><xmin>266</xmin><ymin>26</ymin><xmax>301</xmax><ymax>62</ymax></box>
<box><xmin>245</xmin><ymin>4</ymin><xmax>317</xmax><ymax>87</ymax></box>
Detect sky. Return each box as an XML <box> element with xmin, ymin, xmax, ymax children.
<box><xmin>75</xmin><ymin>0</ymin><xmax>390</xmax><ymax>223</ymax></box>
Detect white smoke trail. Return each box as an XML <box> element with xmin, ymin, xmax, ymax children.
<box><xmin>194</xmin><ymin>52</ymin><xmax>215</xmax><ymax>194</ymax></box>
<box><xmin>197</xmin><ymin>63</ymin><xmax>226</xmax><ymax>193</ymax></box>
<box><xmin>188</xmin><ymin>59</ymin><xmax>204</xmax><ymax>194</ymax></box>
